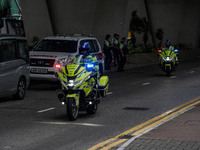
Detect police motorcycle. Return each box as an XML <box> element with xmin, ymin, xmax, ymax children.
<box><xmin>56</xmin><ymin>56</ymin><xmax>109</xmax><ymax>121</ymax></box>
<box><xmin>158</xmin><ymin>46</ymin><xmax>179</xmax><ymax>76</ymax></box>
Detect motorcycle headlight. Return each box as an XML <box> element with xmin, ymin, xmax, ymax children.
<box><xmin>164</xmin><ymin>57</ymin><xmax>173</xmax><ymax>61</ymax></box>
<box><xmin>67</xmin><ymin>79</ymin><xmax>84</xmax><ymax>87</ymax></box>
<box><xmin>67</xmin><ymin>80</ymin><xmax>74</xmax><ymax>87</ymax></box>
<box><xmin>166</xmin><ymin>57</ymin><xmax>171</xmax><ymax>61</ymax></box>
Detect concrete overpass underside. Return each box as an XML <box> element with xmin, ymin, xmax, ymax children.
<box><xmin>21</xmin><ymin>0</ymin><xmax>200</xmax><ymax>48</ymax></box>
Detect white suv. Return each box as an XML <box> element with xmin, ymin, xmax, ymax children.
<box><xmin>29</xmin><ymin>35</ymin><xmax>104</xmax><ymax>81</ymax></box>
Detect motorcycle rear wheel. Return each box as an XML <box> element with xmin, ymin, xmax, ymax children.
<box><xmin>67</xmin><ymin>98</ymin><xmax>78</xmax><ymax>121</ymax></box>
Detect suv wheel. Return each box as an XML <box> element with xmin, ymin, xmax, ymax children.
<box><xmin>13</xmin><ymin>77</ymin><xmax>26</xmax><ymax>100</ymax></box>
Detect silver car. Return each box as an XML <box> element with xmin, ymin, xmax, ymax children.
<box><xmin>0</xmin><ymin>36</ymin><xmax>30</xmax><ymax>99</ymax></box>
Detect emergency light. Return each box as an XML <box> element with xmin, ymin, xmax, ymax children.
<box><xmin>157</xmin><ymin>49</ymin><xmax>162</xmax><ymax>53</ymax></box>
<box><xmin>174</xmin><ymin>49</ymin><xmax>179</xmax><ymax>53</ymax></box>
<box><xmin>55</xmin><ymin>64</ymin><xmax>61</xmax><ymax>69</ymax></box>
<box><xmin>87</xmin><ymin>64</ymin><xmax>94</xmax><ymax>68</ymax></box>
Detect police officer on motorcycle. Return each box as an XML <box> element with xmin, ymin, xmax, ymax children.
<box><xmin>161</xmin><ymin>40</ymin><xmax>178</xmax><ymax>67</ymax></box>
<box><xmin>162</xmin><ymin>40</ymin><xmax>174</xmax><ymax>51</ymax></box>
<box><xmin>73</xmin><ymin>41</ymin><xmax>100</xmax><ymax>80</ymax></box>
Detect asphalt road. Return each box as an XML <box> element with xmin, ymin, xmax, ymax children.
<box><xmin>1</xmin><ymin>58</ymin><xmax>200</xmax><ymax>150</ymax></box>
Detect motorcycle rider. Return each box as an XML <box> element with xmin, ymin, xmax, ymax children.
<box><xmin>73</xmin><ymin>41</ymin><xmax>100</xmax><ymax>80</ymax></box>
<box><xmin>162</xmin><ymin>40</ymin><xmax>174</xmax><ymax>51</ymax></box>
<box><xmin>160</xmin><ymin>40</ymin><xmax>178</xmax><ymax>67</ymax></box>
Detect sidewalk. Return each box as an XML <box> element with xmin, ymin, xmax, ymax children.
<box><xmin>125</xmin><ymin>104</ymin><xmax>200</xmax><ymax>150</ymax></box>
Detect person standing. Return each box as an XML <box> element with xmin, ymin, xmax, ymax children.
<box><xmin>118</xmin><ymin>37</ymin><xmax>128</xmax><ymax>72</ymax></box>
<box><xmin>103</xmin><ymin>34</ymin><xmax>112</xmax><ymax>70</ymax></box>
<box><xmin>112</xmin><ymin>33</ymin><xmax>120</xmax><ymax>67</ymax></box>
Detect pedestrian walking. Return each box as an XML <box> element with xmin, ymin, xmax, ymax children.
<box><xmin>112</xmin><ymin>33</ymin><xmax>120</xmax><ymax>67</ymax></box>
<box><xmin>118</xmin><ymin>37</ymin><xmax>128</xmax><ymax>72</ymax></box>
<box><xmin>103</xmin><ymin>34</ymin><xmax>112</xmax><ymax>70</ymax></box>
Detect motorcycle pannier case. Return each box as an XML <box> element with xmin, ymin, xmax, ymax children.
<box><xmin>98</xmin><ymin>76</ymin><xmax>109</xmax><ymax>97</ymax></box>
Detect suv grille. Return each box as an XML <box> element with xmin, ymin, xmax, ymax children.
<box><xmin>30</xmin><ymin>58</ymin><xmax>55</xmax><ymax>67</ymax></box>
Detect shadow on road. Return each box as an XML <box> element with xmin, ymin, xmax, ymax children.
<box><xmin>0</xmin><ymin>97</ymin><xmax>17</xmax><ymax>103</ymax></box>
<box><xmin>28</xmin><ymin>80</ymin><xmax>61</xmax><ymax>91</ymax></box>
<box><xmin>51</xmin><ymin>112</ymin><xmax>96</xmax><ymax>122</ymax></box>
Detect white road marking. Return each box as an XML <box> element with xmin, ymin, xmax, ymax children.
<box><xmin>142</xmin><ymin>82</ymin><xmax>150</xmax><ymax>86</ymax></box>
<box><xmin>37</xmin><ymin>121</ymin><xmax>103</xmax><ymax>127</ymax></box>
<box><xmin>117</xmin><ymin>106</ymin><xmax>195</xmax><ymax>150</ymax></box>
<box><xmin>190</xmin><ymin>71</ymin><xmax>195</xmax><ymax>73</ymax></box>
<box><xmin>37</xmin><ymin>107</ymin><xmax>55</xmax><ymax>113</ymax></box>
<box><xmin>170</xmin><ymin>76</ymin><xmax>176</xmax><ymax>79</ymax></box>
<box><xmin>107</xmin><ymin>92</ymin><xmax>113</xmax><ymax>95</ymax></box>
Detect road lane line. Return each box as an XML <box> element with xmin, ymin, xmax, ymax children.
<box><xmin>107</xmin><ymin>92</ymin><xmax>113</xmax><ymax>95</ymax></box>
<box><xmin>170</xmin><ymin>76</ymin><xmax>176</xmax><ymax>79</ymax></box>
<box><xmin>190</xmin><ymin>71</ymin><xmax>195</xmax><ymax>73</ymax></box>
<box><xmin>100</xmin><ymin>139</ymin><xmax>128</xmax><ymax>150</ymax></box>
<box><xmin>88</xmin><ymin>138</ymin><xmax>117</xmax><ymax>150</ymax></box>
<box><xmin>117</xmin><ymin>107</ymin><xmax>195</xmax><ymax>150</ymax></box>
<box><xmin>88</xmin><ymin>97</ymin><xmax>200</xmax><ymax>150</ymax></box>
<box><xmin>37</xmin><ymin>107</ymin><xmax>55</xmax><ymax>113</ymax></box>
<box><xmin>37</xmin><ymin>121</ymin><xmax>103</xmax><ymax>127</ymax></box>
<box><xmin>118</xmin><ymin>104</ymin><xmax>197</xmax><ymax>150</ymax></box>
<box><xmin>132</xmin><ymin>101</ymin><xmax>199</xmax><ymax>136</ymax></box>
<box><xmin>142</xmin><ymin>82</ymin><xmax>150</xmax><ymax>86</ymax></box>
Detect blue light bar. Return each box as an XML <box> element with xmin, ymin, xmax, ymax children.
<box><xmin>174</xmin><ymin>49</ymin><xmax>179</xmax><ymax>53</ymax></box>
<box><xmin>87</xmin><ymin>64</ymin><xmax>94</xmax><ymax>68</ymax></box>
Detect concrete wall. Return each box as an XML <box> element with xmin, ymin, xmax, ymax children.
<box><xmin>46</xmin><ymin>0</ymin><xmax>151</xmax><ymax>46</ymax></box>
<box><xmin>47</xmin><ymin>0</ymin><xmax>98</xmax><ymax>35</ymax></box>
<box><xmin>20</xmin><ymin>0</ymin><xmax>200</xmax><ymax>49</ymax></box>
<box><xmin>124</xmin><ymin>0</ymin><xmax>151</xmax><ymax>45</ymax></box>
<box><xmin>148</xmin><ymin>0</ymin><xmax>200</xmax><ymax>48</ymax></box>
<box><xmin>20</xmin><ymin>0</ymin><xmax>53</xmax><ymax>43</ymax></box>
<box><xmin>21</xmin><ymin>0</ymin><xmax>146</xmax><ymax>46</ymax></box>
<box><xmin>92</xmin><ymin>0</ymin><xmax>129</xmax><ymax>45</ymax></box>
<box><xmin>177</xmin><ymin>0</ymin><xmax>200</xmax><ymax>48</ymax></box>
<box><xmin>47</xmin><ymin>0</ymin><xmax>131</xmax><ymax>45</ymax></box>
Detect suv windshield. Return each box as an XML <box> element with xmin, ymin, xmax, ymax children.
<box><xmin>33</xmin><ymin>40</ymin><xmax>78</xmax><ymax>53</ymax></box>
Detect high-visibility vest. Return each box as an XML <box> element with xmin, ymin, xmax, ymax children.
<box><xmin>112</xmin><ymin>38</ymin><xmax>119</xmax><ymax>48</ymax></box>
<box><xmin>120</xmin><ymin>42</ymin><xmax>128</xmax><ymax>54</ymax></box>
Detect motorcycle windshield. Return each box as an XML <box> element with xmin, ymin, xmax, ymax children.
<box><xmin>65</xmin><ymin>64</ymin><xmax>85</xmax><ymax>77</ymax></box>
<box><xmin>162</xmin><ymin>50</ymin><xmax>176</xmax><ymax>57</ymax></box>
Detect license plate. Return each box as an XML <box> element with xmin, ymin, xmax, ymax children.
<box><xmin>31</xmin><ymin>68</ymin><xmax>48</xmax><ymax>74</ymax></box>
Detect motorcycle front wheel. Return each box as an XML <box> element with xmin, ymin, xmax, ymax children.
<box><xmin>86</xmin><ymin>103</ymin><xmax>98</xmax><ymax>115</ymax></box>
<box><xmin>165</xmin><ymin>66</ymin><xmax>171</xmax><ymax>76</ymax></box>
<box><xmin>67</xmin><ymin>98</ymin><xmax>79</xmax><ymax>121</ymax></box>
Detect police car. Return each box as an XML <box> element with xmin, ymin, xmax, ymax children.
<box><xmin>29</xmin><ymin>35</ymin><xmax>104</xmax><ymax>80</ymax></box>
